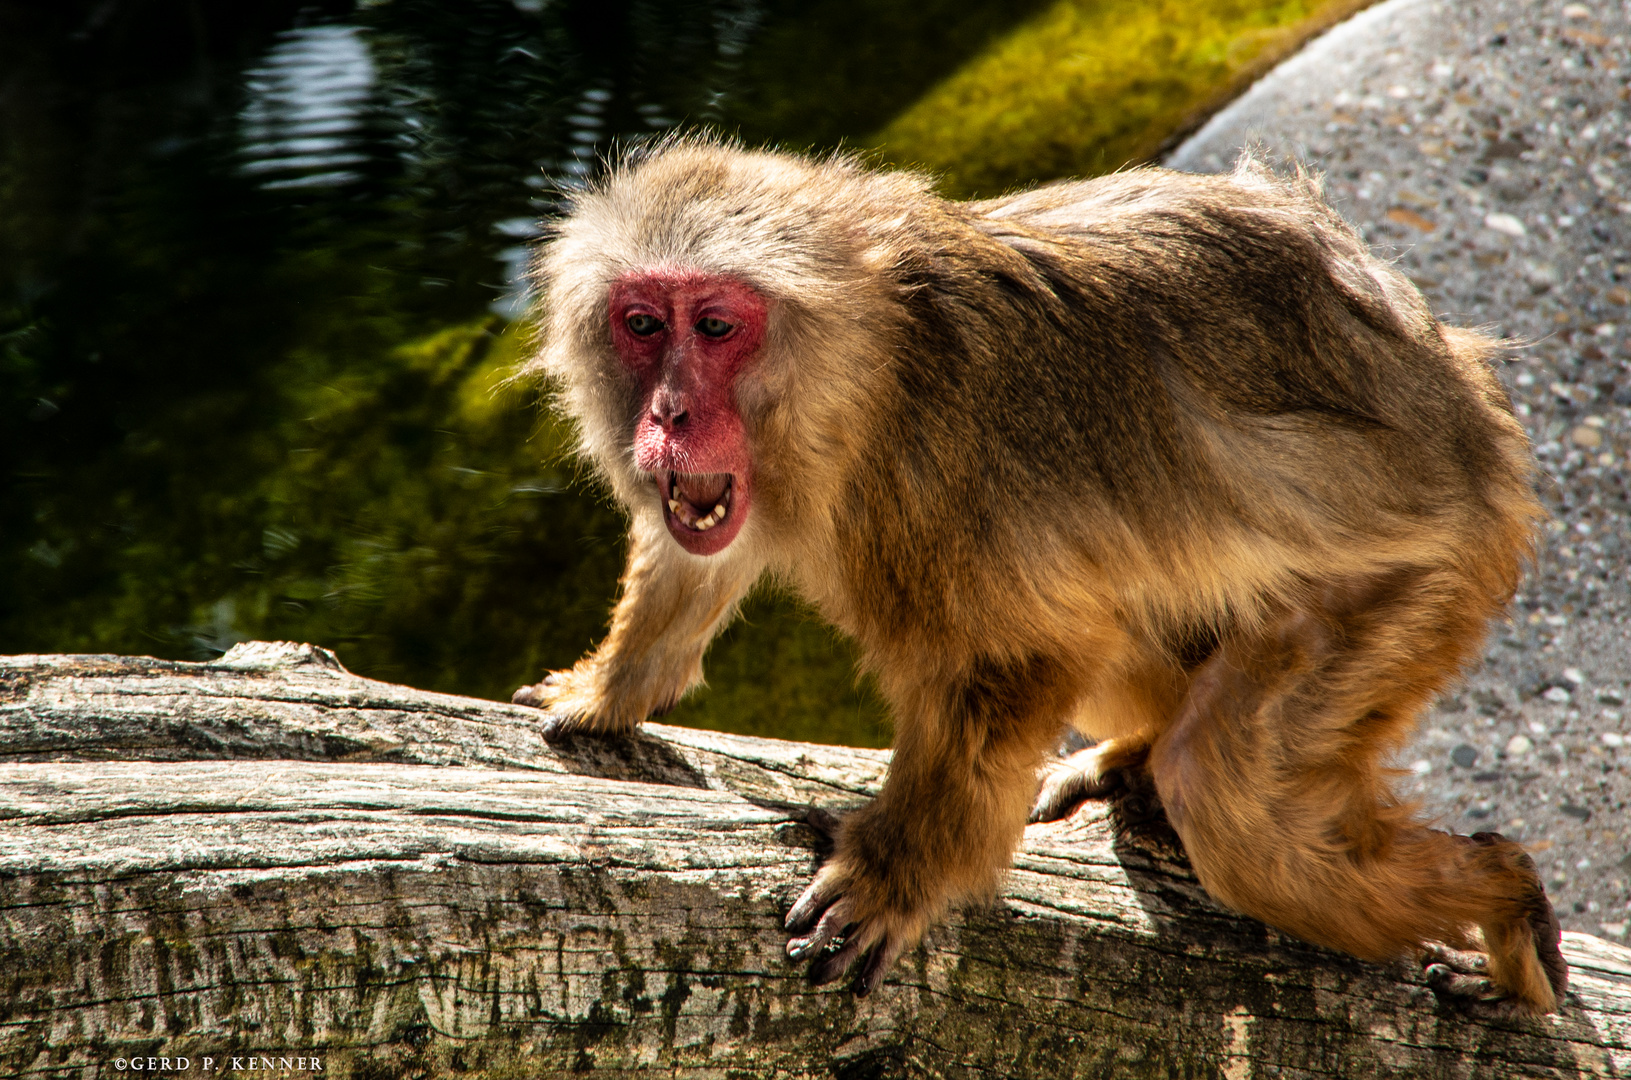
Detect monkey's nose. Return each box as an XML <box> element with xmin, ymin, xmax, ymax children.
<box><xmin>653</xmin><ymin>408</ymin><xmax>688</xmax><ymax>429</ymax></box>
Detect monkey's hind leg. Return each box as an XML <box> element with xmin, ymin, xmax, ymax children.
<box><xmin>1029</xmin><ymin>736</ymin><xmax>1152</xmax><ymax>823</ymax></box>
<box><xmin>1149</xmin><ymin>573</ymin><xmax>1568</xmax><ymax>1015</ymax></box>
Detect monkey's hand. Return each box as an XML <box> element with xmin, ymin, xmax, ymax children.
<box><xmin>783</xmin><ymin>807</ymin><xmax>943</xmax><ymax>996</ymax></box>
<box><xmin>511</xmin><ymin>665</ymin><xmax>644</xmax><ymax>741</ymax></box>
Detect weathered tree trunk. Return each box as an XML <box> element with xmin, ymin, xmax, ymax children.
<box><xmin>0</xmin><ymin>642</ymin><xmax>1626</xmax><ymax>1079</ymax></box>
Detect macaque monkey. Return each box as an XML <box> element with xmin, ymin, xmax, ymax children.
<box><xmin>514</xmin><ymin>137</ymin><xmax>1564</xmax><ymax>1013</ymax></box>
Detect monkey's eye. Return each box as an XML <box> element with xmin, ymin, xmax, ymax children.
<box><xmin>625</xmin><ymin>313</ymin><xmax>664</xmax><ymax>336</ymax></box>
<box><xmin>695</xmin><ymin>317</ymin><xmax>733</xmax><ymax>338</ymax></box>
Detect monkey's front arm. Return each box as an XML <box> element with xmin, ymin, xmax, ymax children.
<box><xmin>785</xmin><ymin>653</ymin><xmax>1074</xmax><ymax>993</ymax></box>
<box><xmin>512</xmin><ymin>518</ymin><xmax>760</xmax><ymax>738</ymax></box>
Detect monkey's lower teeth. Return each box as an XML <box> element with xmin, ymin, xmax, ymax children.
<box><xmin>663</xmin><ymin>495</ymin><xmax>729</xmax><ymax>530</ymax></box>
<box><xmin>661</xmin><ymin>471</ymin><xmax>732</xmax><ymax>531</ymax></box>
<box><xmin>693</xmin><ymin>503</ymin><xmax>727</xmax><ymax>530</ymax></box>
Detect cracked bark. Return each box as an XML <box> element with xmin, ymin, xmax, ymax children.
<box><xmin>0</xmin><ymin>641</ymin><xmax>1626</xmax><ymax>1079</ymax></box>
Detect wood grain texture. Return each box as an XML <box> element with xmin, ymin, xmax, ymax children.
<box><xmin>0</xmin><ymin>642</ymin><xmax>1626</xmax><ymax>1079</ymax></box>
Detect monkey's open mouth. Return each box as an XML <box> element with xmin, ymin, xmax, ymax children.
<box><xmin>662</xmin><ymin>471</ymin><xmax>735</xmax><ymax>532</ymax></box>
<box><xmin>650</xmin><ymin>468</ymin><xmax>749</xmax><ymax>556</ymax></box>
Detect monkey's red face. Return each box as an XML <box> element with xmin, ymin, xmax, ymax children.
<box><xmin>610</xmin><ymin>269</ymin><xmax>767</xmax><ymax>556</ymax></box>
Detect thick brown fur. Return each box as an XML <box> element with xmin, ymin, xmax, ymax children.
<box><xmin>516</xmin><ymin>136</ymin><xmax>1560</xmax><ymax>1012</ymax></box>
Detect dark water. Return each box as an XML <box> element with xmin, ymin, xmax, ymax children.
<box><xmin>0</xmin><ymin>0</ymin><xmax>1047</xmax><ymax>746</ymax></box>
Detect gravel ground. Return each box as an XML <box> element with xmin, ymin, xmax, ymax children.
<box><xmin>1168</xmin><ymin>0</ymin><xmax>1631</xmax><ymax>940</ymax></box>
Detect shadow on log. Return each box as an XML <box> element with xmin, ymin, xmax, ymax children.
<box><xmin>0</xmin><ymin>641</ymin><xmax>1626</xmax><ymax>1078</ymax></box>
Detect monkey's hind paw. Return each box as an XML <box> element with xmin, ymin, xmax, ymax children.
<box><xmin>1423</xmin><ymin>945</ymin><xmax>1502</xmax><ymax>999</ymax></box>
<box><xmin>784</xmin><ymin>872</ymin><xmax>910</xmax><ymax>997</ymax></box>
<box><xmin>1030</xmin><ymin>743</ymin><xmax>1130</xmax><ymax>823</ymax></box>
<box><xmin>1422</xmin><ymin>944</ymin><xmax>1548</xmax><ymax>1018</ymax></box>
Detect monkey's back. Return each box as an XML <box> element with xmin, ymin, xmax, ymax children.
<box><xmin>848</xmin><ymin>161</ymin><xmax>1540</xmax><ymax>639</ymax></box>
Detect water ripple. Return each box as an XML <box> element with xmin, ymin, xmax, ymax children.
<box><xmin>238</xmin><ymin>24</ymin><xmax>377</xmax><ymax>191</ymax></box>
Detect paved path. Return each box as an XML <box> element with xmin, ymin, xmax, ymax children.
<box><xmin>1168</xmin><ymin>0</ymin><xmax>1630</xmax><ymax>939</ymax></box>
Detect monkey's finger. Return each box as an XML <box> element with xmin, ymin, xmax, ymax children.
<box><xmin>538</xmin><ymin>711</ymin><xmax>584</xmax><ymax>743</ymax></box>
<box><xmin>785</xmin><ymin>875</ymin><xmax>842</xmax><ymax>932</ymax></box>
<box><xmin>786</xmin><ymin>898</ymin><xmax>854</xmax><ymax>960</ymax></box>
<box><xmin>512</xmin><ymin>672</ymin><xmax>567</xmax><ymax>708</ymax></box>
<box><xmin>854</xmin><ymin>935</ymin><xmax>906</xmax><ymax>997</ymax></box>
<box><xmin>810</xmin><ymin>936</ymin><xmax>867</xmax><ymax>987</ymax></box>
<box><xmin>1422</xmin><ymin>944</ymin><xmax>1508</xmax><ymax>1004</ymax></box>
<box><xmin>1030</xmin><ymin>748</ymin><xmax>1128</xmax><ymax>824</ymax></box>
<box><xmin>1425</xmin><ymin>963</ymin><xmax>1506</xmax><ymax>1002</ymax></box>
<box><xmin>1421</xmin><ymin>943</ymin><xmax>1489</xmax><ymax>973</ymax></box>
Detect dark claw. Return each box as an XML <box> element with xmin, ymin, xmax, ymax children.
<box><xmin>785</xmin><ymin>937</ymin><xmax>819</xmax><ymax>962</ymax></box>
<box><xmin>855</xmin><ymin>939</ymin><xmax>900</xmax><ymax>997</ymax></box>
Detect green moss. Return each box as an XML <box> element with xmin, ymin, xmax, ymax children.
<box><xmin>872</xmin><ymin>0</ymin><xmax>1372</xmax><ymax>196</ymax></box>
<box><xmin>725</xmin><ymin>0</ymin><xmax>1053</xmax><ymax>149</ymax></box>
<box><xmin>171</xmin><ymin>318</ymin><xmax>634</xmax><ymax>701</ymax></box>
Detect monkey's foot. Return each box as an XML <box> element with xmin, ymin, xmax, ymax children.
<box><xmin>1476</xmin><ymin>831</ymin><xmax>1570</xmax><ymax>1009</ymax></box>
<box><xmin>1421</xmin><ymin>940</ymin><xmax>1565</xmax><ymax>1018</ymax></box>
<box><xmin>784</xmin><ymin>857</ymin><xmax>926</xmax><ymax>997</ymax></box>
<box><xmin>1455</xmin><ymin>831</ymin><xmax>1570</xmax><ymax>1013</ymax></box>
<box><xmin>1029</xmin><ymin>738</ymin><xmax>1149</xmax><ymax>823</ymax></box>
<box><xmin>1422</xmin><ymin>944</ymin><xmax>1532</xmax><ymax>1016</ymax></box>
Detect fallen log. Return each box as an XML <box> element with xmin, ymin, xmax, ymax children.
<box><xmin>0</xmin><ymin>641</ymin><xmax>1625</xmax><ymax>1078</ymax></box>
